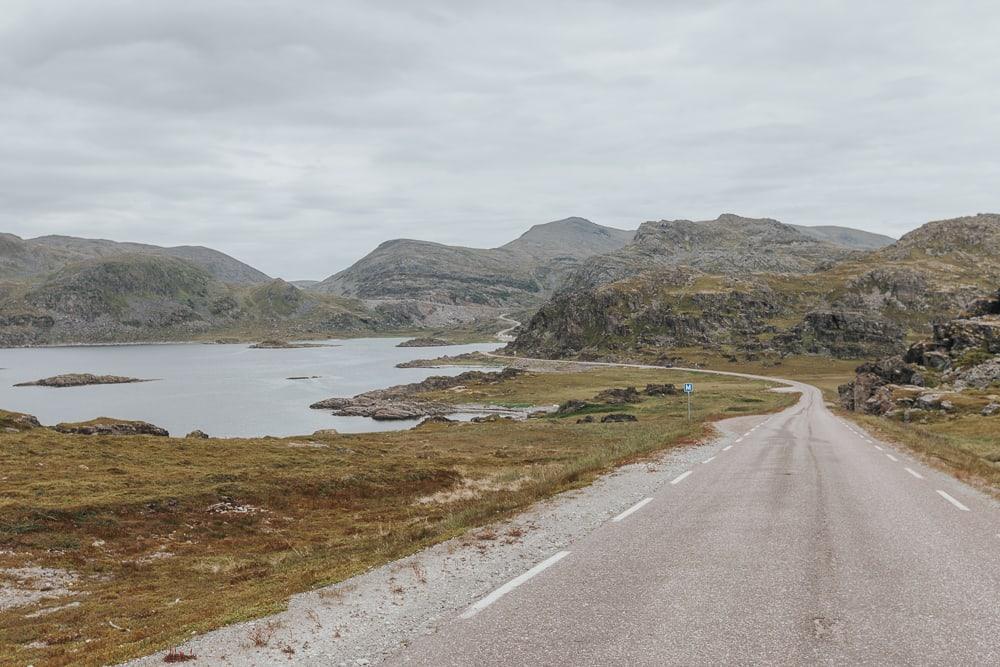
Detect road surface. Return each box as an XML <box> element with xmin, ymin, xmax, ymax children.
<box><xmin>391</xmin><ymin>378</ymin><xmax>1000</xmax><ymax>665</ymax></box>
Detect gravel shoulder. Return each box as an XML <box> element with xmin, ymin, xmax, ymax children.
<box><xmin>127</xmin><ymin>406</ymin><xmax>784</xmax><ymax>666</ymax></box>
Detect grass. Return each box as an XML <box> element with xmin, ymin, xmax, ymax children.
<box><xmin>0</xmin><ymin>367</ymin><xmax>792</xmax><ymax>666</ymax></box>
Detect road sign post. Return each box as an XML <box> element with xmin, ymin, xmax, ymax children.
<box><xmin>683</xmin><ymin>383</ymin><xmax>694</xmax><ymax>420</ymax></box>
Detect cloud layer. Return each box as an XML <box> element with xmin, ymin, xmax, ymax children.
<box><xmin>2</xmin><ymin>0</ymin><xmax>998</xmax><ymax>278</ymax></box>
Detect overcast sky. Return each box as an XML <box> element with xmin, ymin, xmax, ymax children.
<box><xmin>1</xmin><ymin>1</ymin><xmax>998</xmax><ymax>279</ymax></box>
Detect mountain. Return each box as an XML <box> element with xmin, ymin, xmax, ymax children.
<box><xmin>0</xmin><ymin>233</ymin><xmax>270</xmax><ymax>285</ymax></box>
<box><xmin>507</xmin><ymin>214</ymin><xmax>1000</xmax><ymax>362</ymax></box>
<box><xmin>787</xmin><ymin>224</ymin><xmax>895</xmax><ymax>250</ymax></box>
<box><xmin>0</xmin><ymin>254</ymin><xmax>381</xmax><ymax>346</ymax></box>
<box><xmin>565</xmin><ymin>214</ymin><xmax>858</xmax><ymax>289</ymax></box>
<box><xmin>314</xmin><ymin>217</ymin><xmax>635</xmax><ymax>308</ymax></box>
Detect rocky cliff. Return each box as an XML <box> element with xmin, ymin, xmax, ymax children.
<box><xmin>839</xmin><ymin>289</ymin><xmax>1000</xmax><ymax>419</ymax></box>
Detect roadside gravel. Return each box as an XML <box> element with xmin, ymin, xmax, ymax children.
<box><xmin>128</xmin><ymin>411</ymin><xmax>773</xmax><ymax>667</ymax></box>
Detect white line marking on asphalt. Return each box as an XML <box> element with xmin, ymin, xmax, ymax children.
<box><xmin>612</xmin><ymin>498</ymin><xmax>653</xmax><ymax>523</ymax></box>
<box><xmin>735</xmin><ymin>438</ymin><xmax>743</xmax><ymax>443</ymax></box>
<box><xmin>702</xmin><ymin>456</ymin><xmax>715</xmax><ymax>464</ymax></box>
<box><xmin>722</xmin><ymin>445</ymin><xmax>732</xmax><ymax>451</ymax></box>
<box><xmin>886</xmin><ymin>454</ymin><xmax>898</xmax><ymax>462</ymax></box>
<box><xmin>874</xmin><ymin>445</ymin><xmax>883</xmax><ymax>451</ymax></box>
<box><xmin>460</xmin><ymin>551</ymin><xmax>571</xmax><ymax>619</ymax></box>
<box><xmin>905</xmin><ymin>468</ymin><xmax>924</xmax><ymax>479</ymax></box>
<box><xmin>936</xmin><ymin>490</ymin><xmax>970</xmax><ymax>512</ymax></box>
<box><xmin>671</xmin><ymin>470</ymin><xmax>693</xmax><ymax>485</ymax></box>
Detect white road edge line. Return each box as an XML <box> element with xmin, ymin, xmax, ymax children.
<box><xmin>671</xmin><ymin>470</ymin><xmax>693</xmax><ymax>485</ymax></box>
<box><xmin>702</xmin><ymin>456</ymin><xmax>716</xmax><ymax>464</ymax></box>
<box><xmin>936</xmin><ymin>490</ymin><xmax>970</xmax><ymax>512</ymax></box>
<box><xmin>460</xmin><ymin>551</ymin><xmax>571</xmax><ymax>619</ymax></box>
<box><xmin>722</xmin><ymin>445</ymin><xmax>732</xmax><ymax>451</ymax></box>
<box><xmin>905</xmin><ymin>468</ymin><xmax>924</xmax><ymax>479</ymax></box>
<box><xmin>886</xmin><ymin>454</ymin><xmax>898</xmax><ymax>462</ymax></box>
<box><xmin>611</xmin><ymin>498</ymin><xmax>653</xmax><ymax>523</ymax></box>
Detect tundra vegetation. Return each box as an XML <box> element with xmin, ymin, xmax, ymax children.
<box><xmin>0</xmin><ymin>367</ymin><xmax>792</xmax><ymax>666</ymax></box>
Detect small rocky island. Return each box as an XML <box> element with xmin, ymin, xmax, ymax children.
<box><xmin>396</xmin><ymin>337</ymin><xmax>453</xmax><ymax>348</ymax></box>
<box><xmin>14</xmin><ymin>373</ymin><xmax>153</xmax><ymax>388</ymax></box>
<box><xmin>249</xmin><ymin>340</ymin><xmax>338</xmax><ymax>349</ymax></box>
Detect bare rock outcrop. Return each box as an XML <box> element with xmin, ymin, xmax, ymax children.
<box><xmin>53</xmin><ymin>418</ymin><xmax>169</xmax><ymax>437</ymax></box>
<box><xmin>14</xmin><ymin>373</ymin><xmax>151</xmax><ymax>388</ymax></box>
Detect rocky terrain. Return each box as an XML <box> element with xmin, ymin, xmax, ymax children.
<box><xmin>310</xmin><ymin>368</ymin><xmax>525</xmax><ymax>420</ymax></box>
<box><xmin>0</xmin><ymin>233</ymin><xmax>270</xmax><ymax>284</ymax></box>
<box><xmin>839</xmin><ymin>289</ymin><xmax>1000</xmax><ymax>420</ymax></box>
<box><xmin>248</xmin><ymin>340</ymin><xmax>337</xmax><ymax>349</ymax></box>
<box><xmin>508</xmin><ymin>214</ymin><xmax>1000</xmax><ymax>362</ymax></box>
<box><xmin>13</xmin><ymin>373</ymin><xmax>152</xmax><ymax>388</ymax></box>
<box><xmin>312</xmin><ymin>218</ymin><xmax>636</xmax><ymax>318</ymax></box>
<box><xmin>0</xmin><ymin>255</ymin><xmax>385</xmax><ymax>346</ymax></box>
<box><xmin>52</xmin><ymin>417</ymin><xmax>170</xmax><ymax>437</ymax></box>
<box><xmin>396</xmin><ymin>337</ymin><xmax>452</xmax><ymax>347</ymax></box>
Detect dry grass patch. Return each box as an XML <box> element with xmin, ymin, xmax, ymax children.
<box><xmin>0</xmin><ymin>366</ymin><xmax>792</xmax><ymax>665</ymax></box>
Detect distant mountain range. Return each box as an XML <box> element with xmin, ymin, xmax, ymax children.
<box><xmin>0</xmin><ymin>214</ymin><xmax>925</xmax><ymax>350</ymax></box>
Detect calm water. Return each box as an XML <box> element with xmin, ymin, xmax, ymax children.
<box><xmin>0</xmin><ymin>338</ymin><xmax>500</xmax><ymax>437</ymax></box>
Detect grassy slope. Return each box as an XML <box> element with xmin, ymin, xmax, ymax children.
<box><xmin>0</xmin><ymin>367</ymin><xmax>791</xmax><ymax>666</ymax></box>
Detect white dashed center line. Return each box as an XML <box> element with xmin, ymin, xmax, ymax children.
<box><xmin>702</xmin><ymin>456</ymin><xmax>716</xmax><ymax>464</ymax></box>
<box><xmin>936</xmin><ymin>490</ymin><xmax>970</xmax><ymax>512</ymax></box>
<box><xmin>671</xmin><ymin>470</ymin><xmax>693</xmax><ymax>485</ymax></box>
<box><xmin>722</xmin><ymin>445</ymin><xmax>732</xmax><ymax>451</ymax></box>
<box><xmin>611</xmin><ymin>498</ymin><xmax>653</xmax><ymax>523</ymax></box>
<box><xmin>874</xmin><ymin>445</ymin><xmax>883</xmax><ymax>451</ymax></box>
<box><xmin>886</xmin><ymin>454</ymin><xmax>898</xmax><ymax>462</ymax></box>
<box><xmin>905</xmin><ymin>468</ymin><xmax>924</xmax><ymax>479</ymax></box>
<box><xmin>460</xmin><ymin>551</ymin><xmax>571</xmax><ymax>619</ymax></box>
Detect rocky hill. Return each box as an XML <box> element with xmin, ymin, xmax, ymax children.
<box><xmin>565</xmin><ymin>214</ymin><xmax>859</xmax><ymax>289</ymax></box>
<box><xmin>0</xmin><ymin>233</ymin><xmax>270</xmax><ymax>284</ymax></box>
<box><xmin>314</xmin><ymin>217</ymin><xmax>635</xmax><ymax>308</ymax></box>
<box><xmin>0</xmin><ymin>254</ymin><xmax>381</xmax><ymax>346</ymax></box>
<box><xmin>787</xmin><ymin>224</ymin><xmax>895</xmax><ymax>250</ymax></box>
<box><xmin>507</xmin><ymin>214</ymin><xmax>1000</xmax><ymax>362</ymax></box>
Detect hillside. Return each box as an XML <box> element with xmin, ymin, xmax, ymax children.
<box><xmin>0</xmin><ymin>254</ymin><xmax>381</xmax><ymax>346</ymax></box>
<box><xmin>314</xmin><ymin>217</ymin><xmax>636</xmax><ymax>308</ymax></box>
<box><xmin>788</xmin><ymin>224</ymin><xmax>895</xmax><ymax>250</ymax></box>
<box><xmin>508</xmin><ymin>214</ymin><xmax>1000</xmax><ymax>362</ymax></box>
<box><xmin>0</xmin><ymin>233</ymin><xmax>270</xmax><ymax>285</ymax></box>
<box><xmin>566</xmin><ymin>214</ymin><xmax>859</xmax><ymax>289</ymax></box>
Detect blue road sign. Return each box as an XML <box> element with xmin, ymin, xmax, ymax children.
<box><xmin>683</xmin><ymin>383</ymin><xmax>694</xmax><ymax>393</ymax></box>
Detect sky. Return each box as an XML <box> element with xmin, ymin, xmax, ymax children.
<box><xmin>1</xmin><ymin>1</ymin><xmax>999</xmax><ymax>280</ymax></box>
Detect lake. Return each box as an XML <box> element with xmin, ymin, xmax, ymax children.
<box><xmin>0</xmin><ymin>338</ymin><xmax>500</xmax><ymax>437</ymax></box>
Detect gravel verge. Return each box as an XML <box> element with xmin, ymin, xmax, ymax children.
<box><xmin>127</xmin><ymin>409</ymin><xmax>778</xmax><ymax>667</ymax></box>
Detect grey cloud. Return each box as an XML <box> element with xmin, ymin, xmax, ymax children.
<box><xmin>1</xmin><ymin>0</ymin><xmax>999</xmax><ymax>279</ymax></box>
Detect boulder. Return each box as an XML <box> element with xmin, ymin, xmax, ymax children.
<box><xmin>600</xmin><ymin>413</ymin><xmax>638</xmax><ymax>423</ymax></box>
<box><xmin>643</xmin><ymin>383</ymin><xmax>677</xmax><ymax>396</ymax></box>
<box><xmin>593</xmin><ymin>386</ymin><xmax>641</xmax><ymax>404</ymax></box>
<box><xmin>0</xmin><ymin>409</ymin><xmax>42</xmax><ymax>431</ymax></box>
<box><xmin>981</xmin><ymin>402</ymin><xmax>1000</xmax><ymax>416</ymax></box>
<box><xmin>471</xmin><ymin>414</ymin><xmax>516</xmax><ymax>423</ymax></box>
<box><xmin>54</xmin><ymin>418</ymin><xmax>169</xmax><ymax>437</ymax></box>
<box><xmin>185</xmin><ymin>429</ymin><xmax>210</xmax><ymax>439</ymax></box>
<box><xmin>311</xmin><ymin>428</ymin><xmax>340</xmax><ymax>436</ymax></box>
<box><xmin>413</xmin><ymin>416</ymin><xmax>455</xmax><ymax>428</ymax></box>
<box><xmin>576</xmin><ymin>415</ymin><xmax>596</xmax><ymax>424</ymax></box>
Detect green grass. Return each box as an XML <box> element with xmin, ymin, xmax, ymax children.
<box><xmin>0</xmin><ymin>367</ymin><xmax>793</xmax><ymax>666</ymax></box>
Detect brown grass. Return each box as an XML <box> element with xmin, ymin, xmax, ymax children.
<box><xmin>0</xmin><ymin>366</ymin><xmax>792</xmax><ymax>666</ymax></box>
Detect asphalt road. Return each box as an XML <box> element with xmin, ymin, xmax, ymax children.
<box><xmin>391</xmin><ymin>379</ymin><xmax>1000</xmax><ymax>665</ymax></box>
